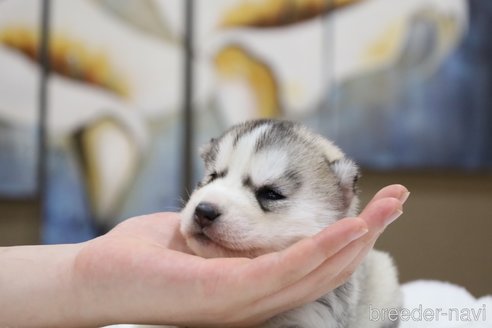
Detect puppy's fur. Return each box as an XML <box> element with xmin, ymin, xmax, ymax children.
<box><xmin>180</xmin><ymin>120</ymin><xmax>401</xmax><ymax>328</ymax></box>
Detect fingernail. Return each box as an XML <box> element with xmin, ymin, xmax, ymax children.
<box><xmin>400</xmin><ymin>191</ymin><xmax>410</xmax><ymax>204</ymax></box>
<box><xmin>385</xmin><ymin>209</ymin><xmax>403</xmax><ymax>225</ymax></box>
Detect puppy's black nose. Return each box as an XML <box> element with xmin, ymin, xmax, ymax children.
<box><xmin>194</xmin><ymin>202</ymin><xmax>221</xmax><ymax>228</ymax></box>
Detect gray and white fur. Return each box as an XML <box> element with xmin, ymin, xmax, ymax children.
<box><xmin>180</xmin><ymin>119</ymin><xmax>401</xmax><ymax>328</ymax></box>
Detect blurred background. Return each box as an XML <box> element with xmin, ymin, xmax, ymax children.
<box><xmin>0</xmin><ymin>0</ymin><xmax>490</xmax><ymax>297</ymax></box>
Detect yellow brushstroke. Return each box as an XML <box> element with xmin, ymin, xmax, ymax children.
<box><xmin>215</xmin><ymin>45</ymin><xmax>281</xmax><ymax>118</ymax></box>
<box><xmin>0</xmin><ymin>26</ymin><xmax>129</xmax><ymax>98</ymax></box>
<box><xmin>221</xmin><ymin>0</ymin><xmax>363</xmax><ymax>28</ymax></box>
<box><xmin>362</xmin><ymin>20</ymin><xmax>404</xmax><ymax>69</ymax></box>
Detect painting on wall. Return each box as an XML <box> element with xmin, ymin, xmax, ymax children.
<box><xmin>0</xmin><ymin>0</ymin><xmax>490</xmax><ymax>243</ymax></box>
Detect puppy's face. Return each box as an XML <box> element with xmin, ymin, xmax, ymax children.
<box><xmin>180</xmin><ymin>120</ymin><xmax>359</xmax><ymax>258</ymax></box>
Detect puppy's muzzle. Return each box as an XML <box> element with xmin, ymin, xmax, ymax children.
<box><xmin>194</xmin><ymin>202</ymin><xmax>221</xmax><ymax>228</ymax></box>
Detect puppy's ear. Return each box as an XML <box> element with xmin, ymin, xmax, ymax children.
<box><xmin>330</xmin><ymin>158</ymin><xmax>360</xmax><ymax>202</ymax></box>
<box><xmin>199</xmin><ymin>138</ymin><xmax>217</xmax><ymax>162</ymax></box>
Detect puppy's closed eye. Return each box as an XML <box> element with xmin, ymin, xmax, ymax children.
<box><xmin>196</xmin><ymin>172</ymin><xmax>218</xmax><ymax>188</ymax></box>
<box><xmin>199</xmin><ymin>170</ymin><xmax>228</xmax><ymax>187</ymax></box>
<box><xmin>255</xmin><ymin>186</ymin><xmax>286</xmax><ymax>201</ymax></box>
<box><xmin>209</xmin><ymin>172</ymin><xmax>218</xmax><ymax>182</ymax></box>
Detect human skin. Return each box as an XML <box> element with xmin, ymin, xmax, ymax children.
<box><xmin>0</xmin><ymin>184</ymin><xmax>408</xmax><ymax>327</ymax></box>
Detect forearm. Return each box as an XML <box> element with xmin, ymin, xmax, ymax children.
<box><xmin>0</xmin><ymin>243</ymin><xmax>93</xmax><ymax>327</ymax></box>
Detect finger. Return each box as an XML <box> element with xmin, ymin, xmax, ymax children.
<box><xmin>233</xmin><ymin>216</ymin><xmax>369</xmax><ymax>303</ymax></box>
<box><xmin>367</xmin><ymin>184</ymin><xmax>409</xmax><ymax>207</ymax></box>
<box><xmin>349</xmin><ymin>197</ymin><xmax>402</xmax><ymax>273</ymax></box>
<box><xmin>360</xmin><ymin>197</ymin><xmax>403</xmax><ymax>232</ymax></box>
<box><xmin>290</xmin><ymin>198</ymin><xmax>403</xmax><ymax>312</ymax></box>
<box><xmin>337</xmin><ymin>237</ymin><xmax>377</xmax><ymax>286</ymax></box>
<box><xmin>330</xmin><ymin>197</ymin><xmax>406</xmax><ymax>292</ymax></box>
<box><xmin>341</xmin><ymin>195</ymin><xmax>409</xmax><ymax>287</ymax></box>
<box><xmin>244</xmin><ymin>227</ymin><xmax>372</xmax><ymax>325</ymax></box>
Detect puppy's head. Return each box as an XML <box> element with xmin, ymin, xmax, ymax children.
<box><xmin>180</xmin><ymin>120</ymin><xmax>359</xmax><ymax>258</ymax></box>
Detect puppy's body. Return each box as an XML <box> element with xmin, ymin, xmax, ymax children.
<box><xmin>180</xmin><ymin>120</ymin><xmax>401</xmax><ymax>328</ymax></box>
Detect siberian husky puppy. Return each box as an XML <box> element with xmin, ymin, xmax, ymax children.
<box><xmin>180</xmin><ymin>119</ymin><xmax>401</xmax><ymax>328</ymax></box>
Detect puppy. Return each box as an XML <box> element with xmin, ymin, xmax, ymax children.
<box><xmin>180</xmin><ymin>119</ymin><xmax>401</xmax><ymax>328</ymax></box>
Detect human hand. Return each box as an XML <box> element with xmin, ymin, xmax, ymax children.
<box><xmin>70</xmin><ymin>184</ymin><xmax>408</xmax><ymax>327</ymax></box>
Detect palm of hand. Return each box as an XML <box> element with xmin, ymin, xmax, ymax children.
<box><xmin>74</xmin><ymin>212</ymin><xmax>227</xmax><ymax>326</ymax></box>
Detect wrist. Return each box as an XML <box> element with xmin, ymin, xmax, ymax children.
<box><xmin>71</xmin><ymin>238</ymin><xmax>118</xmax><ymax>327</ymax></box>
<box><xmin>71</xmin><ymin>237</ymin><xmax>136</xmax><ymax>327</ymax></box>
<box><xmin>0</xmin><ymin>242</ymin><xmax>89</xmax><ymax>327</ymax></box>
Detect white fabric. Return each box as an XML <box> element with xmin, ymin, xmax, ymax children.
<box><xmin>399</xmin><ymin>280</ymin><xmax>492</xmax><ymax>327</ymax></box>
